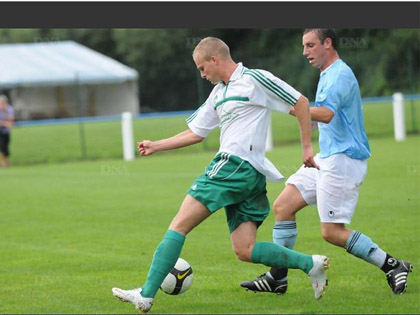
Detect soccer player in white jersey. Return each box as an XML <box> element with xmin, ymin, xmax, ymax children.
<box><xmin>241</xmin><ymin>29</ymin><xmax>413</xmax><ymax>296</ymax></box>
<box><xmin>112</xmin><ymin>37</ymin><xmax>331</xmax><ymax>313</ymax></box>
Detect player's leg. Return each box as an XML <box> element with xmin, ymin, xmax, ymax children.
<box><xmin>112</xmin><ymin>154</ymin><xmax>231</xmax><ymax>312</ymax></box>
<box><xmin>231</xmin><ymin>221</ymin><xmax>329</xmax><ymax>299</ymax></box>
<box><xmin>270</xmin><ymin>185</ymin><xmax>308</xmax><ymax>283</ymax></box>
<box><xmin>112</xmin><ymin>195</ymin><xmax>211</xmax><ymax>312</ymax></box>
<box><xmin>231</xmin><ymin>221</ymin><xmax>311</xmax><ymax>268</ymax></box>
<box><xmin>240</xmin><ymin>162</ymin><xmax>317</xmax><ymax>294</ymax></box>
<box><xmin>318</xmin><ymin>154</ymin><xmax>413</xmax><ymax>294</ymax></box>
<box><xmin>141</xmin><ymin>195</ymin><xmax>211</xmax><ymax>297</ymax></box>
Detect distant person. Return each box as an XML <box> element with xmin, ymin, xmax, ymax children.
<box><xmin>241</xmin><ymin>29</ymin><xmax>413</xmax><ymax>296</ymax></box>
<box><xmin>0</xmin><ymin>95</ymin><xmax>14</xmax><ymax>168</ymax></box>
<box><xmin>112</xmin><ymin>37</ymin><xmax>330</xmax><ymax>313</ymax></box>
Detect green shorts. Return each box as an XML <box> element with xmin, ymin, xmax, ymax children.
<box><xmin>188</xmin><ymin>152</ymin><xmax>270</xmax><ymax>233</ymax></box>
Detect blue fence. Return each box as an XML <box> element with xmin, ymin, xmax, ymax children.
<box><xmin>14</xmin><ymin>94</ymin><xmax>420</xmax><ymax>128</ymax></box>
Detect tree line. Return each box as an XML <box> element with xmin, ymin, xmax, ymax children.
<box><xmin>0</xmin><ymin>28</ymin><xmax>418</xmax><ymax>112</ymax></box>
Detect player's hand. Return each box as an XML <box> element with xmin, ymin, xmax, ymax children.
<box><xmin>302</xmin><ymin>146</ymin><xmax>319</xmax><ymax>169</ymax></box>
<box><xmin>137</xmin><ymin>140</ymin><xmax>156</xmax><ymax>156</ymax></box>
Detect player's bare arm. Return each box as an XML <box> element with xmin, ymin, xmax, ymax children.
<box><xmin>290</xmin><ymin>106</ymin><xmax>334</xmax><ymax>123</ymax></box>
<box><xmin>138</xmin><ymin>129</ymin><xmax>204</xmax><ymax>156</ymax></box>
<box><xmin>293</xmin><ymin>95</ymin><xmax>319</xmax><ymax>169</ymax></box>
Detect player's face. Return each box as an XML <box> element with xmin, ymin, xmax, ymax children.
<box><xmin>193</xmin><ymin>53</ymin><xmax>221</xmax><ymax>85</ymax></box>
<box><xmin>302</xmin><ymin>31</ymin><xmax>328</xmax><ymax>70</ymax></box>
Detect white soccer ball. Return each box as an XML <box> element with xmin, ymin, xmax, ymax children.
<box><xmin>160</xmin><ymin>257</ymin><xmax>193</xmax><ymax>295</ymax></box>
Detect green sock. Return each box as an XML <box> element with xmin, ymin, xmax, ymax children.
<box><xmin>251</xmin><ymin>242</ymin><xmax>313</xmax><ymax>274</ymax></box>
<box><xmin>141</xmin><ymin>230</ymin><xmax>185</xmax><ymax>298</ymax></box>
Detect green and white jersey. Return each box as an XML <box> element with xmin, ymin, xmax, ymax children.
<box><xmin>187</xmin><ymin>63</ymin><xmax>301</xmax><ymax>182</ymax></box>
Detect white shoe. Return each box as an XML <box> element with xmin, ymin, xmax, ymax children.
<box><xmin>308</xmin><ymin>255</ymin><xmax>330</xmax><ymax>300</ymax></box>
<box><xmin>112</xmin><ymin>287</ymin><xmax>154</xmax><ymax>313</ymax></box>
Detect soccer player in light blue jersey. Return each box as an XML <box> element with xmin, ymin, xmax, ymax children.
<box><xmin>241</xmin><ymin>29</ymin><xmax>413</xmax><ymax>296</ymax></box>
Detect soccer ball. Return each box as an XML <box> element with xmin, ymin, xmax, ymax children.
<box><xmin>160</xmin><ymin>258</ymin><xmax>193</xmax><ymax>295</ymax></box>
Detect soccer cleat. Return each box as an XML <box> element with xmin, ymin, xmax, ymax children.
<box><xmin>386</xmin><ymin>260</ymin><xmax>413</xmax><ymax>294</ymax></box>
<box><xmin>308</xmin><ymin>255</ymin><xmax>330</xmax><ymax>300</ymax></box>
<box><xmin>240</xmin><ymin>273</ymin><xmax>288</xmax><ymax>294</ymax></box>
<box><xmin>112</xmin><ymin>287</ymin><xmax>154</xmax><ymax>313</ymax></box>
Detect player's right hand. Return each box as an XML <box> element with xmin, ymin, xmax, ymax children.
<box><xmin>137</xmin><ymin>140</ymin><xmax>155</xmax><ymax>156</ymax></box>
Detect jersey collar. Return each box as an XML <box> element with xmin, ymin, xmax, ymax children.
<box><xmin>320</xmin><ymin>59</ymin><xmax>341</xmax><ymax>77</ymax></box>
<box><xmin>227</xmin><ymin>62</ymin><xmax>245</xmax><ymax>83</ymax></box>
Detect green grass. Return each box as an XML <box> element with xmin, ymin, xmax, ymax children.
<box><xmin>0</xmin><ymin>135</ymin><xmax>419</xmax><ymax>314</ymax></box>
<box><xmin>9</xmin><ymin>100</ymin><xmax>420</xmax><ymax>165</ymax></box>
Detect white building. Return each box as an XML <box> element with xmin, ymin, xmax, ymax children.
<box><xmin>0</xmin><ymin>40</ymin><xmax>139</xmax><ymax>120</ymax></box>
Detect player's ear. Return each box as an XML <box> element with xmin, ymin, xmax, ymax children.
<box><xmin>324</xmin><ymin>37</ymin><xmax>333</xmax><ymax>49</ymax></box>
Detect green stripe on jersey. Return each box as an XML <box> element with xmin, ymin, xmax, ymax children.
<box><xmin>245</xmin><ymin>69</ymin><xmax>297</xmax><ymax>105</ymax></box>
<box><xmin>186</xmin><ymin>102</ymin><xmax>206</xmax><ymax>124</ymax></box>
<box><xmin>214</xmin><ymin>96</ymin><xmax>250</xmax><ymax>109</ymax></box>
<box><xmin>244</xmin><ymin>69</ymin><xmax>297</xmax><ymax>105</ymax></box>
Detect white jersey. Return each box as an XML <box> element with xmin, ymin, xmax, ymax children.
<box><xmin>187</xmin><ymin>63</ymin><xmax>302</xmax><ymax>182</ymax></box>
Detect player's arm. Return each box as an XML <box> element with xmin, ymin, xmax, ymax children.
<box><xmin>289</xmin><ymin>106</ymin><xmax>334</xmax><ymax>123</ymax></box>
<box><xmin>249</xmin><ymin>70</ymin><xmax>318</xmax><ymax>168</ymax></box>
<box><xmin>293</xmin><ymin>95</ymin><xmax>319</xmax><ymax>169</ymax></box>
<box><xmin>138</xmin><ymin>129</ymin><xmax>204</xmax><ymax>156</ymax></box>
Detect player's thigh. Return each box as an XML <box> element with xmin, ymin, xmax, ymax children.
<box><xmin>284</xmin><ymin>158</ymin><xmax>319</xmax><ymax>207</ymax></box>
<box><xmin>273</xmin><ymin>184</ymin><xmax>308</xmax><ymax>221</ymax></box>
<box><xmin>224</xmin><ymin>183</ymin><xmax>270</xmax><ymax>234</ymax></box>
<box><xmin>317</xmin><ymin>154</ymin><xmax>367</xmax><ymax>224</ymax></box>
<box><xmin>169</xmin><ymin>195</ymin><xmax>212</xmax><ymax>235</ymax></box>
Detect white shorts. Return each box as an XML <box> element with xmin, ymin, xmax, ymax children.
<box><xmin>286</xmin><ymin>153</ymin><xmax>367</xmax><ymax>224</ymax></box>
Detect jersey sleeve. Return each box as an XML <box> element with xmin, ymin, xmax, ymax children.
<box><xmin>186</xmin><ymin>92</ymin><xmax>219</xmax><ymax>138</ymax></box>
<box><xmin>244</xmin><ymin>69</ymin><xmax>302</xmax><ymax>113</ymax></box>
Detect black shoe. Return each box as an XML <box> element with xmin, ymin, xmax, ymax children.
<box><xmin>240</xmin><ymin>273</ymin><xmax>287</xmax><ymax>294</ymax></box>
<box><xmin>386</xmin><ymin>260</ymin><xmax>413</xmax><ymax>294</ymax></box>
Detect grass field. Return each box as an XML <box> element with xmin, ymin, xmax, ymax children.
<box><xmin>0</xmin><ymin>134</ymin><xmax>419</xmax><ymax>314</ymax></box>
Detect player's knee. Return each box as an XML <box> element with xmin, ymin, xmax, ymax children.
<box><xmin>321</xmin><ymin>229</ymin><xmax>335</xmax><ymax>244</ymax></box>
<box><xmin>233</xmin><ymin>246</ymin><xmax>252</xmax><ymax>262</ymax></box>
<box><xmin>321</xmin><ymin>227</ymin><xmax>342</xmax><ymax>246</ymax></box>
<box><xmin>273</xmin><ymin>197</ymin><xmax>290</xmax><ymax>219</ymax></box>
<box><xmin>321</xmin><ymin>223</ymin><xmax>349</xmax><ymax>246</ymax></box>
<box><xmin>168</xmin><ymin>221</ymin><xmax>190</xmax><ymax>236</ymax></box>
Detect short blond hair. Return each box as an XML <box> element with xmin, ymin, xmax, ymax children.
<box><xmin>193</xmin><ymin>37</ymin><xmax>231</xmax><ymax>61</ymax></box>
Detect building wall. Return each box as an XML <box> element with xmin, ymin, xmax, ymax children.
<box><xmin>10</xmin><ymin>81</ymin><xmax>139</xmax><ymax>120</ymax></box>
<box><xmin>94</xmin><ymin>81</ymin><xmax>139</xmax><ymax>116</ymax></box>
<box><xmin>12</xmin><ymin>87</ymin><xmax>58</xmax><ymax>120</ymax></box>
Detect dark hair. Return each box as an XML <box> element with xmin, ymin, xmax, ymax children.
<box><xmin>304</xmin><ymin>29</ymin><xmax>338</xmax><ymax>50</ymax></box>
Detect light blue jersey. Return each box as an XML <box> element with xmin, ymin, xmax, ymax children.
<box><xmin>316</xmin><ymin>59</ymin><xmax>370</xmax><ymax>160</ymax></box>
